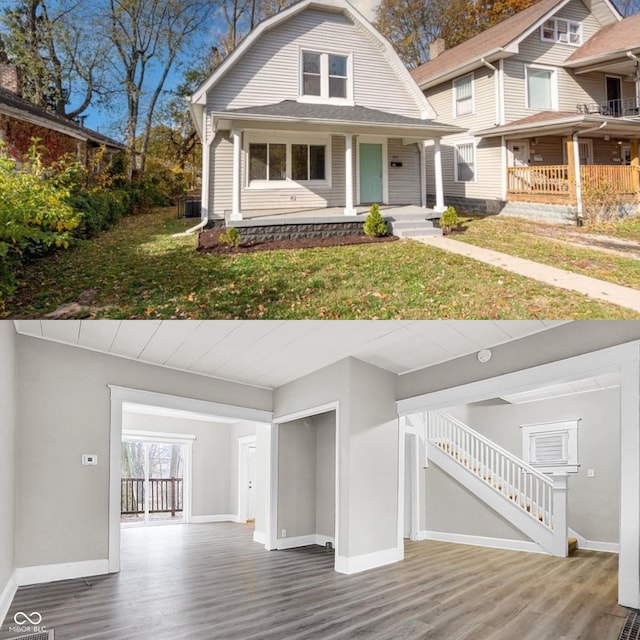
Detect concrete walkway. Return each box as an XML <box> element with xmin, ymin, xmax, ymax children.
<box><xmin>416</xmin><ymin>236</ymin><xmax>640</xmax><ymax>313</ymax></box>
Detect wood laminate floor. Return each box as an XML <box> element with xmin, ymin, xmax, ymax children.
<box><xmin>1</xmin><ymin>523</ymin><xmax>629</xmax><ymax>640</ymax></box>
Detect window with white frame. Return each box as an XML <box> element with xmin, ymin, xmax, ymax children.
<box><xmin>453</xmin><ymin>74</ymin><xmax>474</xmax><ymax>117</ymax></box>
<box><xmin>454</xmin><ymin>142</ymin><xmax>475</xmax><ymax>182</ymax></box>
<box><xmin>247</xmin><ymin>137</ymin><xmax>329</xmax><ymax>186</ymax></box>
<box><xmin>526</xmin><ymin>65</ymin><xmax>557</xmax><ymax>110</ymax></box>
<box><xmin>521</xmin><ymin>419</ymin><xmax>580</xmax><ymax>474</ymax></box>
<box><xmin>541</xmin><ymin>18</ymin><xmax>582</xmax><ymax>45</ymax></box>
<box><xmin>301</xmin><ymin>50</ymin><xmax>350</xmax><ymax>101</ymax></box>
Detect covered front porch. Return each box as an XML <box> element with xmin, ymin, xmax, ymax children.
<box><xmin>200</xmin><ymin>101</ymin><xmax>461</xmax><ymax>222</ymax></box>
<box><xmin>479</xmin><ymin>112</ymin><xmax>640</xmax><ymax>217</ymax></box>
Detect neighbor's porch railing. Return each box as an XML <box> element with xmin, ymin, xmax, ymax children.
<box><xmin>121</xmin><ymin>477</ymin><xmax>184</xmax><ymax>516</ymax></box>
<box><xmin>507</xmin><ymin>164</ymin><xmax>640</xmax><ymax>203</ymax></box>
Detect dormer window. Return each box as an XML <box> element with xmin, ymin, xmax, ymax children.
<box><xmin>541</xmin><ymin>18</ymin><xmax>581</xmax><ymax>45</ymax></box>
<box><xmin>300</xmin><ymin>50</ymin><xmax>352</xmax><ymax>103</ymax></box>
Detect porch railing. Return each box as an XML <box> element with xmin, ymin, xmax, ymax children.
<box><xmin>121</xmin><ymin>477</ymin><xmax>184</xmax><ymax>516</ymax></box>
<box><xmin>577</xmin><ymin>96</ymin><xmax>640</xmax><ymax>117</ymax></box>
<box><xmin>507</xmin><ymin>164</ymin><xmax>640</xmax><ymax>202</ymax></box>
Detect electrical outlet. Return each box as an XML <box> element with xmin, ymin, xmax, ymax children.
<box><xmin>281</xmin><ymin>529</ymin><xmax>287</xmax><ymax>537</ymax></box>
<box><xmin>82</xmin><ymin>454</ymin><xmax>98</xmax><ymax>465</ymax></box>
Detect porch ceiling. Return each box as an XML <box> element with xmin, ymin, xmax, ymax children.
<box><xmin>13</xmin><ymin>320</ymin><xmax>565</xmax><ymax>389</ymax></box>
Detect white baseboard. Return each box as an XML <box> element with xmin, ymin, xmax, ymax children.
<box><xmin>568</xmin><ymin>527</ymin><xmax>619</xmax><ymax>553</ymax></box>
<box><xmin>420</xmin><ymin>531</ymin><xmax>545</xmax><ymax>555</ymax></box>
<box><xmin>0</xmin><ymin>570</ymin><xmax>17</xmax><ymax>627</ymax></box>
<box><xmin>15</xmin><ymin>559</ymin><xmax>109</xmax><ymax>587</ymax></box>
<box><xmin>335</xmin><ymin>546</ymin><xmax>403</xmax><ymax>574</ymax></box>
<box><xmin>276</xmin><ymin>534</ymin><xmax>335</xmax><ymax>550</ymax></box>
<box><xmin>190</xmin><ymin>515</ymin><xmax>241</xmax><ymax>524</ymax></box>
<box><xmin>253</xmin><ymin>531</ymin><xmax>266</xmax><ymax>545</ymax></box>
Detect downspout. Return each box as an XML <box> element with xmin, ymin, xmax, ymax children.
<box><xmin>573</xmin><ymin>122</ymin><xmax>607</xmax><ymax>223</ymax></box>
<box><xmin>176</xmin><ymin>107</ymin><xmax>213</xmax><ymax>236</ymax></box>
<box><xmin>627</xmin><ymin>51</ymin><xmax>640</xmax><ymax>108</ymax></box>
<box><xmin>481</xmin><ymin>58</ymin><xmax>500</xmax><ymax>126</ymax></box>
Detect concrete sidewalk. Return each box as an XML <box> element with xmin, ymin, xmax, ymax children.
<box><xmin>416</xmin><ymin>236</ymin><xmax>640</xmax><ymax>313</ymax></box>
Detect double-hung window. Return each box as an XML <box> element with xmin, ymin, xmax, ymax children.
<box><xmin>541</xmin><ymin>18</ymin><xmax>581</xmax><ymax>45</ymax></box>
<box><xmin>454</xmin><ymin>142</ymin><xmax>475</xmax><ymax>182</ymax></box>
<box><xmin>249</xmin><ymin>143</ymin><xmax>286</xmax><ymax>181</ymax></box>
<box><xmin>301</xmin><ymin>50</ymin><xmax>350</xmax><ymax>102</ymax></box>
<box><xmin>453</xmin><ymin>74</ymin><xmax>474</xmax><ymax>117</ymax></box>
<box><xmin>292</xmin><ymin>144</ymin><xmax>326</xmax><ymax>181</ymax></box>
<box><xmin>526</xmin><ymin>65</ymin><xmax>558</xmax><ymax>110</ymax></box>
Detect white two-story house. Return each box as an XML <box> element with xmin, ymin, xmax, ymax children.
<box><xmin>411</xmin><ymin>0</ymin><xmax>640</xmax><ymax>219</ymax></box>
<box><xmin>189</xmin><ymin>0</ymin><xmax>459</xmax><ymax>222</ymax></box>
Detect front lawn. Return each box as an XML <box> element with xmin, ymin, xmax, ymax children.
<box><xmin>4</xmin><ymin>207</ymin><xmax>638</xmax><ymax>319</ymax></box>
<box><xmin>456</xmin><ymin>215</ymin><xmax>640</xmax><ymax>290</ymax></box>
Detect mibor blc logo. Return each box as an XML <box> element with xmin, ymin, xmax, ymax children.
<box><xmin>10</xmin><ymin>610</ymin><xmax>47</xmax><ymax>634</ymax></box>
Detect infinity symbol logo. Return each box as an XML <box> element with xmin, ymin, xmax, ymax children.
<box><xmin>14</xmin><ymin>611</ymin><xmax>42</xmax><ymax>625</ymax></box>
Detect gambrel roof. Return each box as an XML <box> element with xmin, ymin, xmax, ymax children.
<box><xmin>411</xmin><ymin>0</ymin><xmax>621</xmax><ymax>89</ymax></box>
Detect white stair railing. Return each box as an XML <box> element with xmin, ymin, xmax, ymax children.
<box><xmin>427</xmin><ymin>410</ymin><xmax>555</xmax><ymax>530</ymax></box>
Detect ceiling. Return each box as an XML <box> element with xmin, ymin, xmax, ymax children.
<box><xmin>13</xmin><ymin>320</ymin><xmax>566</xmax><ymax>389</ymax></box>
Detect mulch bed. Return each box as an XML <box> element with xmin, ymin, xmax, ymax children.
<box><xmin>197</xmin><ymin>227</ymin><xmax>399</xmax><ymax>254</ymax></box>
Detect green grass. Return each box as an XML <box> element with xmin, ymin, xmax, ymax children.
<box><xmin>4</xmin><ymin>207</ymin><xmax>639</xmax><ymax>319</ymax></box>
<box><xmin>456</xmin><ymin>215</ymin><xmax>640</xmax><ymax>290</ymax></box>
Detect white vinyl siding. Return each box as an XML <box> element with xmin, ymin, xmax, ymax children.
<box><xmin>387</xmin><ymin>139</ymin><xmax>421</xmax><ymax>206</ymax></box>
<box><xmin>453</xmin><ymin>74</ymin><xmax>474</xmax><ymax>117</ymax></box>
<box><xmin>209</xmin><ymin>9</ymin><xmax>423</xmax><ymax>118</ymax></box>
<box><xmin>454</xmin><ymin>142</ymin><xmax>476</xmax><ymax>183</ymax></box>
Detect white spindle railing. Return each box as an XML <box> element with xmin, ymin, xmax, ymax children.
<box><xmin>427</xmin><ymin>411</ymin><xmax>555</xmax><ymax>530</ymax></box>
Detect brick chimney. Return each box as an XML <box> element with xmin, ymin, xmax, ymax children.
<box><xmin>429</xmin><ymin>38</ymin><xmax>446</xmax><ymax>59</ymax></box>
<box><xmin>0</xmin><ymin>64</ymin><xmax>22</xmax><ymax>96</ymax></box>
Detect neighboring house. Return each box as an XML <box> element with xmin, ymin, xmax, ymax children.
<box><xmin>411</xmin><ymin>0</ymin><xmax>640</xmax><ymax>218</ymax></box>
<box><xmin>0</xmin><ymin>64</ymin><xmax>124</xmax><ymax>168</ymax></box>
<box><xmin>189</xmin><ymin>0</ymin><xmax>459</xmax><ymax>221</ymax></box>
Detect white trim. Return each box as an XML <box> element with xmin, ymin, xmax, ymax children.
<box><xmin>500</xmin><ymin>135</ymin><xmax>507</xmax><ymax>200</ymax></box>
<box><xmin>109</xmin><ymin>386</ymin><xmax>272</xmax><ymax>573</ymax></box>
<box><xmin>190</xmin><ymin>514</ymin><xmax>242</xmax><ymax>523</ymax></box>
<box><xmin>568</xmin><ymin>528</ymin><xmax>619</xmax><ymax>553</ymax></box>
<box><xmin>452</xmin><ymin>73</ymin><xmax>475</xmax><ymax>118</ymax></box>
<box><xmin>298</xmin><ymin>48</ymin><xmax>354</xmax><ymax>105</ymax></box>
<box><xmin>540</xmin><ymin>17</ymin><xmax>582</xmax><ymax>46</ymax></box>
<box><xmin>253</xmin><ymin>531</ymin><xmax>267</xmax><ymax>545</ymax></box>
<box><xmin>525</xmin><ymin>63</ymin><xmax>559</xmax><ymax>111</ymax></box>
<box><xmin>191</xmin><ymin>0</ymin><xmax>435</xmax><ymax>119</ymax></box>
<box><xmin>122</xmin><ymin>430</ymin><xmax>197</xmax><ymax>442</ymax></box>
<box><xmin>357</xmin><ymin>137</ymin><xmax>389</xmax><ymax>204</ymax></box>
<box><xmin>498</xmin><ymin>59</ymin><xmax>506</xmax><ymax>125</ymax></box>
<box><xmin>0</xmin><ymin>570</ymin><xmax>17</xmax><ymax>627</ymax></box>
<box><xmin>335</xmin><ymin>546</ymin><xmax>403</xmax><ymax>574</ymax></box>
<box><xmin>276</xmin><ymin>534</ymin><xmax>335</xmax><ymax>550</ymax></box>
<box><xmin>15</xmin><ymin>560</ymin><xmax>109</xmax><ymax>587</ymax></box>
<box><xmin>419</xmin><ymin>531</ymin><xmax>545</xmax><ymax>554</ymax></box>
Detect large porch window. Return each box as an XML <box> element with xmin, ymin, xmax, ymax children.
<box><xmin>246</xmin><ymin>135</ymin><xmax>331</xmax><ymax>187</ymax></box>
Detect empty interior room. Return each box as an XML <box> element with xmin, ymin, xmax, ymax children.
<box><xmin>1</xmin><ymin>320</ymin><xmax>640</xmax><ymax>640</ymax></box>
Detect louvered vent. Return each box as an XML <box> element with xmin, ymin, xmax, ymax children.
<box><xmin>619</xmin><ymin>611</ymin><xmax>640</xmax><ymax>640</ymax></box>
<box><xmin>8</xmin><ymin>631</ymin><xmax>53</xmax><ymax>640</ymax></box>
<box><xmin>531</xmin><ymin>432</ymin><xmax>567</xmax><ymax>464</ymax></box>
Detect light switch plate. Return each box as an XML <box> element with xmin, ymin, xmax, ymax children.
<box><xmin>587</xmin><ymin>468</ymin><xmax>595</xmax><ymax>478</ymax></box>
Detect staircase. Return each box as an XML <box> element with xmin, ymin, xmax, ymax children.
<box><xmin>384</xmin><ymin>212</ymin><xmax>442</xmax><ymax>238</ymax></box>
<box><xmin>421</xmin><ymin>411</ymin><xmax>570</xmax><ymax>557</ymax></box>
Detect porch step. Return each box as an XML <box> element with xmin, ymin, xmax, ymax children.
<box><xmin>568</xmin><ymin>537</ymin><xmax>578</xmax><ymax>555</ymax></box>
<box><xmin>385</xmin><ymin>218</ymin><xmax>443</xmax><ymax>238</ymax></box>
<box><xmin>500</xmin><ymin>201</ymin><xmax>576</xmax><ymax>225</ymax></box>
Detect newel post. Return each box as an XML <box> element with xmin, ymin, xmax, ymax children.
<box><xmin>551</xmin><ymin>474</ymin><xmax>569</xmax><ymax>557</ymax></box>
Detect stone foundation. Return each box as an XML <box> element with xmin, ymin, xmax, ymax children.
<box><xmin>427</xmin><ymin>195</ymin><xmax>505</xmax><ymax>215</ymax></box>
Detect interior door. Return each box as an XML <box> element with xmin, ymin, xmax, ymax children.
<box><xmin>359</xmin><ymin>143</ymin><xmax>383</xmax><ymax>203</ymax></box>
<box><xmin>247</xmin><ymin>445</ymin><xmax>256</xmax><ymax>521</ymax></box>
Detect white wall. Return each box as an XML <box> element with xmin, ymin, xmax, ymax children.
<box><xmin>0</xmin><ymin>322</ymin><xmax>16</xmax><ymax>621</ymax></box>
<box><xmin>439</xmin><ymin>387</ymin><xmax>620</xmax><ymax>543</ymax></box>
<box><xmin>14</xmin><ymin>335</ymin><xmax>271</xmax><ymax>570</ymax></box>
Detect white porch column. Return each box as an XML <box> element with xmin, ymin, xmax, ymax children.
<box><xmin>571</xmin><ymin>133</ymin><xmax>583</xmax><ymax>222</ymax></box>
<box><xmin>231</xmin><ymin>127</ymin><xmax>242</xmax><ymax>221</ymax></box>
<box><xmin>433</xmin><ymin>137</ymin><xmax>445</xmax><ymax>213</ymax></box>
<box><xmin>200</xmin><ymin>110</ymin><xmax>211</xmax><ymax>220</ymax></box>
<box><xmin>344</xmin><ymin>133</ymin><xmax>356</xmax><ymax>215</ymax></box>
<box><xmin>418</xmin><ymin>142</ymin><xmax>427</xmax><ymax>208</ymax></box>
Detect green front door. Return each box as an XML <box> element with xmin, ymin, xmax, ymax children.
<box><xmin>359</xmin><ymin>143</ymin><xmax>383</xmax><ymax>203</ymax></box>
